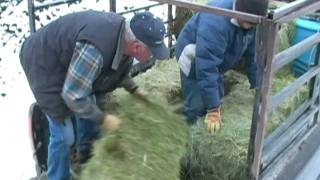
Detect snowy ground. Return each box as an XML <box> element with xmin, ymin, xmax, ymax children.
<box><xmin>0</xmin><ymin>0</ymin><xmax>168</xmax><ymax>179</ymax></box>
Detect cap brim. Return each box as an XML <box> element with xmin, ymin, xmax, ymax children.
<box><xmin>149</xmin><ymin>43</ymin><xmax>170</xmax><ymax>60</ymax></box>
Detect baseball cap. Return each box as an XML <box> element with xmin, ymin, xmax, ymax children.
<box><xmin>235</xmin><ymin>0</ymin><xmax>268</xmax><ymax>16</ymax></box>
<box><xmin>130</xmin><ymin>12</ymin><xmax>170</xmax><ymax>60</ymax></box>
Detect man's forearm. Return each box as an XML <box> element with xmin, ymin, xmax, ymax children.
<box><xmin>121</xmin><ymin>77</ymin><xmax>138</xmax><ymax>93</ymax></box>
<box><xmin>62</xmin><ymin>93</ymin><xmax>104</xmax><ymax>123</ymax></box>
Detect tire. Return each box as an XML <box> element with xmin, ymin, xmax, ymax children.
<box><xmin>28</xmin><ymin>103</ymin><xmax>50</xmax><ymax>176</ymax></box>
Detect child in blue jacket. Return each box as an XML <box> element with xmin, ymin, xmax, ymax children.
<box><xmin>176</xmin><ymin>0</ymin><xmax>268</xmax><ymax>132</ymax></box>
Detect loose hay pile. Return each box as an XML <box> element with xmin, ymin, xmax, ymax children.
<box><xmin>80</xmin><ymin>94</ymin><xmax>189</xmax><ymax>180</ymax></box>
<box><xmin>79</xmin><ymin>19</ymin><xmax>306</xmax><ymax>179</ymax></box>
<box><xmin>79</xmin><ymin>60</ymin><xmax>188</xmax><ymax>180</ymax></box>
<box><xmin>79</xmin><ymin>57</ymin><xmax>308</xmax><ymax>180</ymax></box>
<box><xmin>180</xmin><ymin>71</ymin><xmax>254</xmax><ymax>180</ymax></box>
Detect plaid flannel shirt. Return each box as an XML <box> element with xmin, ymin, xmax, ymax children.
<box><xmin>61</xmin><ymin>41</ymin><xmax>105</xmax><ymax>122</ymax></box>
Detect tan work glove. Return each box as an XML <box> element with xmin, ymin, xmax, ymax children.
<box><xmin>102</xmin><ymin>114</ymin><xmax>122</xmax><ymax>131</ymax></box>
<box><xmin>204</xmin><ymin>108</ymin><xmax>222</xmax><ymax>133</ymax></box>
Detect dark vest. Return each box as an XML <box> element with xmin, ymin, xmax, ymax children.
<box><xmin>20</xmin><ymin>10</ymin><xmax>132</xmax><ymax>120</ymax></box>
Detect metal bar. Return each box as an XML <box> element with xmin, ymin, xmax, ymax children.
<box><xmin>34</xmin><ymin>0</ymin><xmax>80</xmax><ymax>10</ymax></box>
<box><xmin>168</xmin><ymin>4</ymin><xmax>173</xmax><ymax>50</ymax></box>
<box><xmin>28</xmin><ymin>0</ymin><xmax>36</xmax><ymax>33</ymax></box>
<box><xmin>150</xmin><ymin>0</ymin><xmax>262</xmax><ymax>23</ymax></box>
<box><xmin>270</xmin><ymin>0</ymin><xmax>311</xmax><ymax>20</ymax></box>
<box><xmin>310</xmin><ymin>44</ymin><xmax>320</xmax><ymax>104</ymax></box>
<box><xmin>261</xmin><ymin>122</ymin><xmax>320</xmax><ymax>180</ymax></box>
<box><xmin>311</xmin><ymin>44</ymin><xmax>320</xmax><ymax>125</ymax></box>
<box><xmin>270</xmin><ymin>66</ymin><xmax>320</xmax><ymax>112</ymax></box>
<box><xmin>262</xmin><ymin>106</ymin><xmax>317</xmax><ymax>170</ymax></box>
<box><xmin>247</xmin><ymin>20</ymin><xmax>278</xmax><ymax>180</ymax></box>
<box><xmin>109</xmin><ymin>0</ymin><xmax>116</xmax><ymax>12</ymax></box>
<box><xmin>264</xmin><ymin>99</ymin><xmax>312</xmax><ymax>148</ymax></box>
<box><xmin>275</xmin><ymin>1</ymin><xmax>320</xmax><ymax>23</ymax></box>
<box><xmin>118</xmin><ymin>3</ymin><xmax>163</xmax><ymax>15</ymax></box>
<box><xmin>273</xmin><ymin>33</ymin><xmax>320</xmax><ymax>73</ymax></box>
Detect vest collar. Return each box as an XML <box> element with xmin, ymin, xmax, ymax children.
<box><xmin>111</xmin><ymin>21</ymin><xmax>126</xmax><ymax>70</ymax></box>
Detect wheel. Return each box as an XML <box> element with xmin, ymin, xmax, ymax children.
<box><xmin>28</xmin><ymin>103</ymin><xmax>50</xmax><ymax>176</ymax></box>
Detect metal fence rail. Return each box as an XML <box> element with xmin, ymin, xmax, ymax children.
<box><xmin>271</xmin><ymin>0</ymin><xmax>320</xmax><ymax>23</ymax></box>
<box><xmin>27</xmin><ymin>0</ymin><xmax>320</xmax><ymax>179</ymax></box>
<box><xmin>151</xmin><ymin>0</ymin><xmax>262</xmax><ymax>23</ymax></box>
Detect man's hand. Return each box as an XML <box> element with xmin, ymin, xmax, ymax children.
<box><xmin>132</xmin><ymin>89</ymin><xmax>145</xmax><ymax>98</ymax></box>
<box><xmin>131</xmin><ymin>89</ymin><xmax>149</xmax><ymax>102</ymax></box>
<box><xmin>103</xmin><ymin>114</ymin><xmax>122</xmax><ymax>131</ymax></box>
<box><xmin>204</xmin><ymin>108</ymin><xmax>222</xmax><ymax>134</ymax></box>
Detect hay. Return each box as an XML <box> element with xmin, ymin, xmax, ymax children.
<box><xmin>179</xmin><ymin>67</ymin><xmax>308</xmax><ymax>180</ymax></box>
<box><xmin>79</xmin><ymin>94</ymin><xmax>188</xmax><ymax>180</ymax></box>
<box><xmin>79</xmin><ymin>57</ymin><xmax>308</xmax><ymax>180</ymax></box>
<box><xmin>180</xmin><ymin>71</ymin><xmax>254</xmax><ymax>180</ymax></box>
<box><xmin>79</xmin><ymin>18</ymin><xmax>303</xmax><ymax>179</ymax></box>
<box><xmin>79</xmin><ymin>60</ymin><xmax>188</xmax><ymax>180</ymax></box>
<box><xmin>277</xmin><ymin>22</ymin><xmax>296</xmax><ymax>52</ymax></box>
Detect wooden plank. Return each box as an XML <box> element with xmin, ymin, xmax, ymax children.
<box><xmin>118</xmin><ymin>3</ymin><xmax>163</xmax><ymax>15</ymax></box>
<box><xmin>262</xmin><ymin>106</ymin><xmax>318</xmax><ymax>170</ymax></box>
<box><xmin>247</xmin><ymin>20</ymin><xmax>278</xmax><ymax>180</ymax></box>
<box><xmin>273</xmin><ymin>33</ymin><xmax>320</xmax><ymax>73</ymax></box>
<box><xmin>150</xmin><ymin>0</ymin><xmax>262</xmax><ymax>23</ymax></box>
<box><xmin>34</xmin><ymin>0</ymin><xmax>80</xmax><ymax>10</ymax></box>
<box><xmin>28</xmin><ymin>0</ymin><xmax>36</xmax><ymax>33</ymax></box>
<box><xmin>264</xmin><ymin>99</ymin><xmax>312</xmax><ymax>148</ymax></box>
<box><xmin>270</xmin><ymin>66</ymin><xmax>320</xmax><ymax>112</ymax></box>
<box><xmin>276</xmin><ymin>1</ymin><xmax>320</xmax><ymax>23</ymax></box>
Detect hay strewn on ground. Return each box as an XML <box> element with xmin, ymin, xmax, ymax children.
<box><xmin>79</xmin><ymin>60</ymin><xmax>188</xmax><ymax>180</ymax></box>
<box><xmin>79</xmin><ymin>57</ymin><xmax>307</xmax><ymax>180</ymax></box>
<box><xmin>180</xmin><ymin>70</ymin><xmax>254</xmax><ymax>180</ymax></box>
<box><xmin>80</xmin><ymin>10</ymin><xmax>305</xmax><ymax>179</ymax></box>
<box><xmin>80</xmin><ymin>95</ymin><xmax>188</xmax><ymax>180</ymax></box>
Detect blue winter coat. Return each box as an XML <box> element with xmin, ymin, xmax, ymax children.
<box><xmin>176</xmin><ymin>0</ymin><xmax>257</xmax><ymax>110</ymax></box>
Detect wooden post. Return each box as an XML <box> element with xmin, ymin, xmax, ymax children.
<box><xmin>28</xmin><ymin>0</ymin><xmax>36</xmax><ymax>33</ymax></box>
<box><xmin>247</xmin><ymin>19</ymin><xmax>279</xmax><ymax>180</ymax></box>
<box><xmin>109</xmin><ymin>0</ymin><xmax>116</xmax><ymax>12</ymax></box>
<box><xmin>167</xmin><ymin>4</ymin><xmax>173</xmax><ymax>57</ymax></box>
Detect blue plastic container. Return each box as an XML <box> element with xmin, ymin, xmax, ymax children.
<box><xmin>292</xmin><ymin>18</ymin><xmax>320</xmax><ymax>76</ymax></box>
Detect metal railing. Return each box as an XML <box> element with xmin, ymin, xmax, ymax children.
<box><xmin>28</xmin><ymin>0</ymin><xmax>320</xmax><ymax>179</ymax></box>
<box><xmin>150</xmin><ymin>0</ymin><xmax>320</xmax><ymax>179</ymax></box>
<box><xmin>28</xmin><ymin>0</ymin><xmax>174</xmax><ymax>53</ymax></box>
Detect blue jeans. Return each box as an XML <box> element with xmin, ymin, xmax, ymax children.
<box><xmin>47</xmin><ymin>116</ymin><xmax>100</xmax><ymax>180</ymax></box>
<box><xmin>180</xmin><ymin>71</ymin><xmax>206</xmax><ymax>124</ymax></box>
<box><xmin>180</xmin><ymin>71</ymin><xmax>224</xmax><ymax>124</ymax></box>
